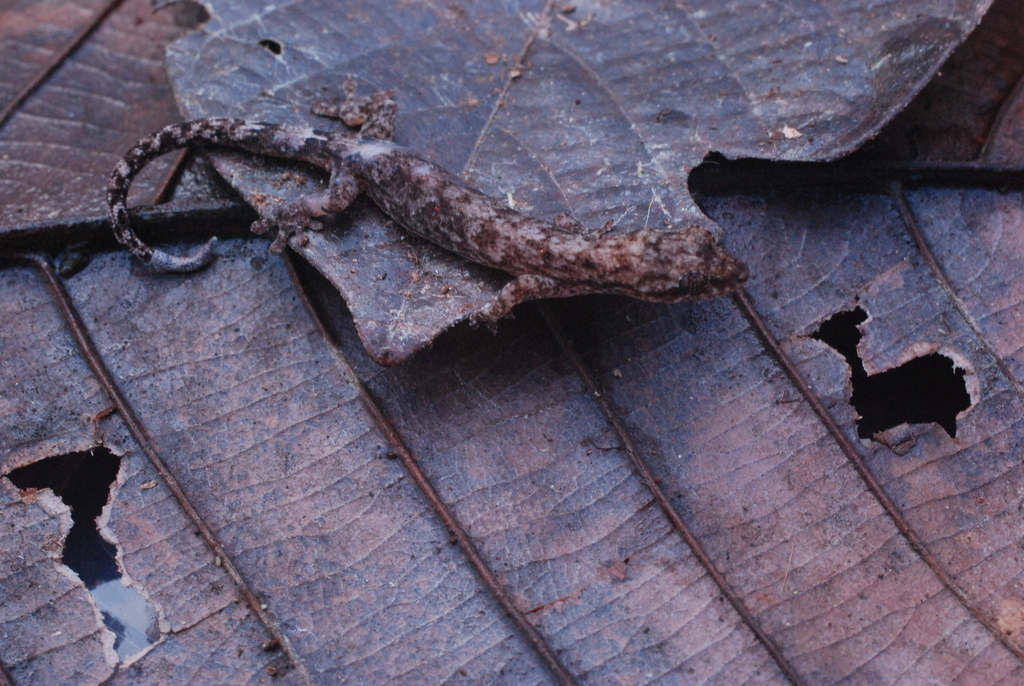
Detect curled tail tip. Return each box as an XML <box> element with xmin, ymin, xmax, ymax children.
<box><xmin>147</xmin><ymin>237</ymin><xmax>218</xmax><ymax>272</ymax></box>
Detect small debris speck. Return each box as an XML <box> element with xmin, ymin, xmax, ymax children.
<box><xmin>485</xmin><ymin>52</ymin><xmax>501</xmax><ymax>65</ymax></box>
<box><xmin>607</xmin><ymin>561</ymin><xmax>627</xmax><ymax>580</ymax></box>
<box><xmin>141</xmin><ymin>480</ymin><xmax>158</xmax><ymax>490</ymax></box>
<box><xmin>782</xmin><ymin>125</ymin><xmax>803</xmax><ymax>139</ymax></box>
<box><xmin>834</xmin><ymin>55</ymin><xmax>849</xmax><ymax>64</ymax></box>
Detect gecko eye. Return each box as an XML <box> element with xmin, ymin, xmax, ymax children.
<box><xmin>677</xmin><ymin>272</ymin><xmax>709</xmax><ymax>295</ymax></box>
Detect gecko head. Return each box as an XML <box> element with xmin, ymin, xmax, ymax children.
<box><xmin>627</xmin><ymin>226</ymin><xmax>748</xmax><ymax>301</ymax></box>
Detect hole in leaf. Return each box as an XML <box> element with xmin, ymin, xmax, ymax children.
<box><xmin>8</xmin><ymin>448</ymin><xmax>159</xmax><ymax>659</ymax></box>
<box><xmin>168</xmin><ymin>0</ymin><xmax>211</xmax><ymax>29</ymax></box>
<box><xmin>812</xmin><ymin>307</ymin><xmax>971</xmax><ymax>439</ymax></box>
<box><xmin>258</xmin><ymin>38</ymin><xmax>283</xmax><ymax>55</ymax></box>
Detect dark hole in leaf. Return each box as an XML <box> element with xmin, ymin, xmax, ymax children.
<box><xmin>258</xmin><ymin>39</ymin><xmax>283</xmax><ymax>56</ymax></box>
<box><xmin>9</xmin><ymin>449</ymin><xmax>120</xmax><ymax>586</ymax></box>
<box><xmin>8</xmin><ymin>449</ymin><xmax>159</xmax><ymax>659</ymax></box>
<box><xmin>55</xmin><ymin>242</ymin><xmax>93</xmax><ymax>279</ymax></box>
<box><xmin>167</xmin><ymin>0</ymin><xmax>211</xmax><ymax>29</ymax></box>
<box><xmin>812</xmin><ymin>307</ymin><xmax>971</xmax><ymax>439</ymax></box>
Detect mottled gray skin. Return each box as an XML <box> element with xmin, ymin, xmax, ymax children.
<box><xmin>108</xmin><ymin>93</ymin><xmax>747</xmax><ymax>321</ymax></box>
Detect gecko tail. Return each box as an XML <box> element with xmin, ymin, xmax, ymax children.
<box><xmin>109</xmin><ymin>117</ymin><xmax>335</xmax><ymax>273</ymax></box>
<box><xmin>147</xmin><ymin>237</ymin><xmax>219</xmax><ymax>272</ymax></box>
<box><xmin>108</xmin><ymin>119</ymin><xmax>246</xmax><ymax>273</ymax></box>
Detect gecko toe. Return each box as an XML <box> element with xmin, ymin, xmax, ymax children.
<box><xmin>250</xmin><ymin>219</ymin><xmax>275</xmax><ymax>236</ymax></box>
<box><xmin>469</xmin><ymin>302</ymin><xmax>514</xmax><ymax>332</ymax></box>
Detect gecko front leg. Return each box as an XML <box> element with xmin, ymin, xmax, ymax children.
<box><xmin>471</xmin><ymin>274</ymin><xmax>595</xmax><ymax>326</ymax></box>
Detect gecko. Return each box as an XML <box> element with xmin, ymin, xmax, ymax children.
<box><xmin>108</xmin><ymin>81</ymin><xmax>748</xmax><ymax>322</ymax></box>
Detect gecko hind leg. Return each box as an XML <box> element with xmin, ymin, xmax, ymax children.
<box><xmin>252</xmin><ymin>169</ymin><xmax>361</xmax><ymax>252</ymax></box>
<box><xmin>553</xmin><ymin>212</ymin><xmax>585</xmax><ymax>233</ymax></box>
<box><xmin>311</xmin><ymin>77</ymin><xmax>397</xmax><ymax>141</ymax></box>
